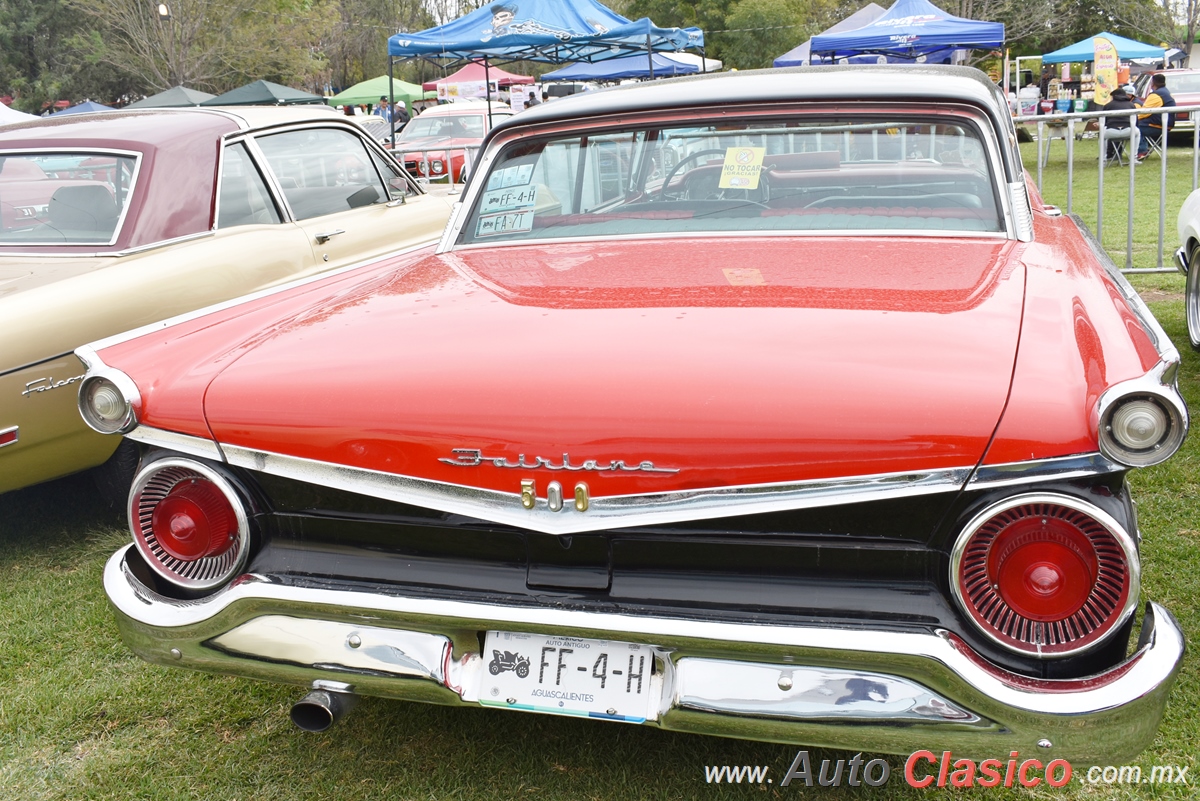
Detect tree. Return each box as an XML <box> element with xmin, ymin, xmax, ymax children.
<box><xmin>0</xmin><ymin>0</ymin><xmax>145</xmax><ymax>111</ymax></box>
<box><xmin>69</xmin><ymin>0</ymin><xmax>340</xmax><ymax>94</ymax></box>
<box><xmin>720</xmin><ymin>0</ymin><xmax>839</xmax><ymax>69</ymax></box>
<box><xmin>324</xmin><ymin>0</ymin><xmax>435</xmax><ymax>91</ymax></box>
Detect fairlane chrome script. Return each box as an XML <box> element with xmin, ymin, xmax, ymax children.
<box><xmin>439</xmin><ymin>448</ymin><xmax>680</xmax><ymax>474</ymax></box>
<box><xmin>22</xmin><ymin>374</ymin><xmax>84</xmax><ymax>397</ymax></box>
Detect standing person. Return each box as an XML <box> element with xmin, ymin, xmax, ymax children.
<box><xmin>392</xmin><ymin>100</ymin><xmax>409</xmax><ymax>132</ymax></box>
<box><xmin>1136</xmin><ymin>74</ymin><xmax>1175</xmax><ymax>162</ymax></box>
<box><xmin>374</xmin><ymin>96</ymin><xmax>395</xmax><ymax>125</ymax></box>
<box><xmin>1039</xmin><ymin>66</ymin><xmax>1053</xmax><ymax>99</ymax></box>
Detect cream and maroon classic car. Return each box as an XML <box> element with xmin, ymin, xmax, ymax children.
<box><xmin>79</xmin><ymin>67</ymin><xmax>1184</xmax><ymax>762</ymax></box>
<box><xmin>0</xmin><ymin>106</ymin><xmax>452</xmax><ymax>495</ymax></box>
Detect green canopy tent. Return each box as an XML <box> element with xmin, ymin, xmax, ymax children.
<box><xmin>200</xmin><ymin>80</ymin><xmax>323</xmax><ymax>106</ymax></box>
<box><xmin>127</xmin><ymin>86</ymin><xmax>217</xmax><ymax>108</ymax></box>
<box><xmin>328</xmin><ymin>75</ymin><xmax>434</xmax><ymax>113</ymax></box>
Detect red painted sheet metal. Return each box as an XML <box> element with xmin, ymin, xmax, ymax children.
<box><xmin>173</xmin><ymin>237</ymin><xmax>1028</xmax><ymax>496</ymax></box>
<box><xmin>97</xmin><ymin>250</ymin><xmax>432</xmax><ymax>442</ymax></box>
<box><xmin>982</xmin><ymin>212</ymin><xmax>1161</xmax><ymax>465</ymax></box>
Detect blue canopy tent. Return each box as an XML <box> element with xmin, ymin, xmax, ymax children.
<box><xmin>56</xmin><ymin>100</ymin><xmax>114</xmax><ymax>115</ymax></box>
<box><xmin>388</xmin><ymin>0</ymin><xmax>704</xmax><ymax>139</ymax></box>
<box><xmin>1040</xmin><ymin>32</ymin><xmax>1164</xmax><ymax>63</ymax></box>
<box><xmin>388</xmin><ymin>0</ymin><xmax>703</xmax><ymax>69</ymax></box>
<box><xmin>541</xmin><ymin>53</ymin><xmax>698</xmax><ymax>81</ymax></box>
<box><xmin>810</xmin><ymin>0</ymin><xmax>1003</xmax><ymax>60</ymax></box>
<box><xmin>775</xmin><ymin>4</ymin><xmax>886</xmax><ymax>66</ymax></box>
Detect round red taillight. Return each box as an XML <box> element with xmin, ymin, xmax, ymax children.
<box><xmin>130</xmin><ymin>460</ymin><xmax>249</xmax><ymax>591</ymax></box>
<box><xmin>952</xmin><ymin>494</ymin><xmax>1138</xmax><ymax>657</ymax></box>
<box><xmin>151</xmin><ymin>479</ymin><xmax>236</xmax><ymax>561</ymax></box>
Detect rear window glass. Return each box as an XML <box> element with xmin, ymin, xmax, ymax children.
<box><xmin>458</xmin><ymin>115</ymin><xmax>1003</xmax><ymax>245</ymax></box>
<box><xmin>1170</xmin><ymin>73</ymin><xmax>1200</xmax><ymax>92</ymax></box>
<box><xmin>0</xmin><ymin>152</ymin><xmax>138</xmax><ymax>244</ymax></box>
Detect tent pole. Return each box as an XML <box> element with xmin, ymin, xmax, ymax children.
<box><xmin>1003</xmin><ymin>48</ymin><xmax>1010</xmax><ymax>106</ymax></box>
<box><xmin>388</xmin><ymin>56</ymin><xmax>397</xmax><ymax>150</ymax></box>
<box><xmin>647</xmin><ymin>34</ymin><xmax>654</xmax><ymax>80</ymax></box>
<box><xmin>701</xmin><ymin>46</ymin><xmax>707</xmax><ymax>74</ymax></box>
<box><xmin>484</xmin><ymin>58</ymin><xmax>494</xmax><ymax>130</ymax></box>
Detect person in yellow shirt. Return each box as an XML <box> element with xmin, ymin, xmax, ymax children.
<box><xmin>1136</xmin><ymin>73</ymin><xmax>1175</xmax><ymax>161</ymax></box>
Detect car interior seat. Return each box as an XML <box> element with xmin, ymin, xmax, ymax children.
<box><xmin>47</xmin><ymin>184</ymin><xmax>119</xmax><ymax>236</ymax></box>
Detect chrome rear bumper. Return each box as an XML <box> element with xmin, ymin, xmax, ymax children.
<box><xmin>105</xmin><ymin>545</ymin><xmax>1183</xmax><ymax>762</ymax></box>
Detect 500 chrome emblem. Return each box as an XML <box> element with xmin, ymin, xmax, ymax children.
<box><xmin>439</xmin><ymin>448</ymin><xmax>679</xmax><ymax>474</ymax></box>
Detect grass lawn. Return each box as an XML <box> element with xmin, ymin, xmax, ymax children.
<box><xmin>2</xmin><ymin>166</ymin><xmax>1199</xmax><ymax>798</ymax></box>
<box><xmin>1020</xmin><ymin>129</ymin><xmax>1200</xmax><ymax>273</ymax></box>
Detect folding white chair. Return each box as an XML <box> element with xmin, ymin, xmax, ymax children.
<box><xmin>1137</xmin><ymin>118</ymin><xmax>1169</xmax><ymax>162</ymax></box>
<box><xmin>1038</xmin><ymin>120</ymin><xmax>1073</xmax><ymax>169</ymax></box>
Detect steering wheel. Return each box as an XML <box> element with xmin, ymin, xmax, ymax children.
<box><xmin>657</xmin><ymin>149</ymin><xmax>727</xmax><ymax>199</ymax></box>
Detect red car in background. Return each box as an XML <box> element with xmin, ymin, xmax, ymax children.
<box><xmin>393</xmin><ymin>100</ymin><xmax>512</xmax><ymax>182</ymax></box>
<box><xmin>1133</xmin><ymin>68</ymin><xmax>1200</xmax><ymax>132</ymax></box>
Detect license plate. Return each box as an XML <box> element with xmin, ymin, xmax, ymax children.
<box><xmin>479</xmin><ymin>631</ymin><xmax>660</xmax><ymax>723</ymax></box>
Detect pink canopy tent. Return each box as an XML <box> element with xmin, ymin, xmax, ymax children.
<box><xmin>421</xmin><ymin>61</ymin><xmax>534</xmax><ymax>91</ymax></box>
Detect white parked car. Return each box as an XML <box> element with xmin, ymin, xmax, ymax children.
<box><xmin>1175</xmin><ymin>188</ymin><xmax>1200</xmax><ymax>347</ymax></box>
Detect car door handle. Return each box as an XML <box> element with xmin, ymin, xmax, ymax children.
<box><xmin>314</xmin><ymin>229</ymin><xmax>345</xmax><ymax>244</ymax></box>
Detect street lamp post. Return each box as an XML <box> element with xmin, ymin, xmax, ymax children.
<box><xmin>156</xmin><ymin>3</ymin><xmax>176</xmax><ymax>86</ymax></box>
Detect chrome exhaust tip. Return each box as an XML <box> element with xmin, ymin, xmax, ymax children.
<box><xmin>290</xmin><ymin>681</ymin><xmax>357</xmax><ymax>732</ymax></box>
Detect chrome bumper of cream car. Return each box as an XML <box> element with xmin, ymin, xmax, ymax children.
<box><xmin>105</xmin><ymin>545</ymin><xmax>1183</xmax><ymax>762</ymax></box>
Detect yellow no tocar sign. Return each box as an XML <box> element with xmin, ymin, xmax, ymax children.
<box><xmin>719</xmin><ymin>146</ymin><xmax>765</xmax><ymax>189</ymax></box>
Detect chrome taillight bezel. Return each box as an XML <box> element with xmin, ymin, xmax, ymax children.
<box><xmin>77</xmin><ymin>370</ymin><xmax>140</xmax><ymax>435</ymax></box>
<box><xmin>1096</xmin><ymin>363</ymin><xmax>1188</xmax><ymax>468</ymax></box>
<box><xmin>949</xmin><ymin>492</ymin><xmax>1140</xmax><ymax>658</ymax></box>
<box><xmin>129</xmin><ymin>457</ymin><xmax>250</xmax><ymax>591</ymax></box>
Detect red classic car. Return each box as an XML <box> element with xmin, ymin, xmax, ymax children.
<box><xmin>80</xmin><ymin>67</ymin><xmax>1185</xmax><ymax>762</ymax></box>
<box><xmin>1134</xmin><ymin>68</ymin><xmax>1200</xmax><ymax>132</ymax></box>
<box><xmin>394</xmin><ymin>101</ymin><xmax>512</xmax><ymax>181</ymax></box>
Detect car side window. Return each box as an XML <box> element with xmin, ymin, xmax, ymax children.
<box><xmin>217</xmin><ymin>143</ymin><xmax>282</xmax><ymax>229</ymax></box>
<box><xmin>255</xmin><ymin>127</ymin><xmax>389</xmax><ymax>221</ymax></box>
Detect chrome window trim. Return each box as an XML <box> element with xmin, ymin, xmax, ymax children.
<box><xmin>968</xmin><ymin>453</ymin><xmax>1124</xmax><ymax>489</ymax></box>
<box><xmin>948</xmin><ymin>492</ymin><xmax>1141</xmax><ymax>658</ymax></box>
<box><xmin>0</xmin><ymin>230</ymin><xmax>214</xmax><ymax>259</ymax></box>
<box><xmin>213</xmin><ymin>140</ymin><xmax>283</xmax><ymax>230</ymax></box>
<box><xmin>113</xmin><ymin>229</ymin><xmax>215</xmax><ymax>256</ymax></box>
<box><xmin>440</xmin><ymin>103</ymin><xmax>1017</xmax><ymax>254</ymax></box>
<box><xmin>446</xmin><ymin>228</ymin><xmax>1009</xmax><ymax>254</ymax></box>
<box><xmin>0</xmin><ymin>147</ymin><xmax>143</xmax><ymax>247</ymax></box>
<box><xmin>239</xmin><ymin>133</ymin><xmax>297</xmax><ymax>223</ymax></box>
<box><xmin>244</xmin><ymin>123</ymin><xmax>417</xmax><ymax>224</ymax></box>
<box><xmin>76</xmin><ymin>237</ymin><xmax>437</xmax><ymax>354</ymax></box>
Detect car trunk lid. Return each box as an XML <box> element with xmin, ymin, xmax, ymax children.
<box><xmin>198</xmin><ymin>237</ymin><xmax>1026</xmax><ymax>499</ymax></box>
